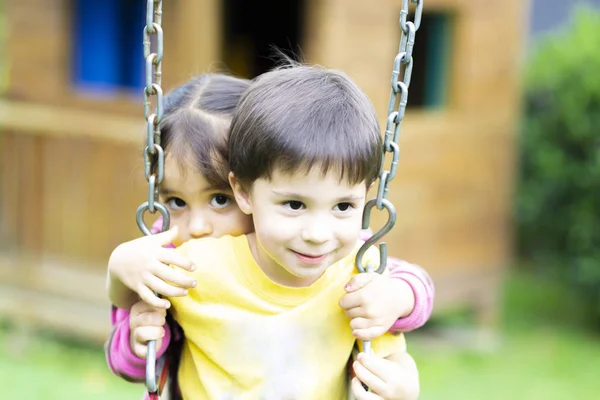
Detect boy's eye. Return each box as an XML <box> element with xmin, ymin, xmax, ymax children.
<box><xmin>334</xmin><ymin>202</ymin><xmax>353</xmax><ymax>212</ymax></box>
<box><xmin>284</xmin><ymin>200</ymin><xmax>305</xmax><ymax>211</ymax></box>
<box><xmin>166</xmin><ymin>197</ymin><xmax>187</xmax><ymax>211</ymax></box>
<box><xmin>210</xmin><ymin>194</ymin><xmax>231</xmax><ymax>209</ymax></box>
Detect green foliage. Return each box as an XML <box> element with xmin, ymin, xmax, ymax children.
<box><xmin>516</xmin><ymin>6</ymin><xmax>600</xmax><ymax>320</ymax></box>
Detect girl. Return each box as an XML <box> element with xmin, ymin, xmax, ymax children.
<box><xmin>105</xmin><ymin>73</ymin><xmax>434</xmax><ymax>399</ymax></box>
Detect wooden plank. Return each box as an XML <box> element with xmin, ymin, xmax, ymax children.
<box><xmin>84</xmin><ymin>141</ymin><xmax>148</xmax><ymax>261</ymax></box>
<box><xmin>0</xmin><ymin>253</ymin><xmax>107</xmax><ymax>306</ymax></box>
<box><xmin>17</xmin><ymin>134</ymin><xmax>43</xmax><ymax>253</ymax></box>
<box><xmin>0</xmin><ymin>285</ymin><xmax>111</xmax><ymax>344</ymax></box>
<box><xmin>65</xmin><ymin>140</ymin><xmax>91</xmax><ymax>260</ymax></box>
<box><xmin>41</xmin><ymin>137</ymin><xmax>67</xmax><ymax>257</ymax></box>
<box><xmin>37</xmin><ymin>134</ymin><xmax>145</xmax><ymax>264</ymax></box>
<box><xmin>6</xmin><ymin>0</ymin><xmax>69</xmax><ymax>103</ymax></box>
<box><xmin>169</xmin><ymin>0</ymin><xmax>222</xmax><ymax>82</ymax></box>
<box><xmin>0</xmin><ymin>100</ymin><xmax>143</xmax><ymax>145</ymax></box>
<box><xmin>0</xmin><ymin>133</ymin><xmax>19</xmax><ymax>251</ymax></box>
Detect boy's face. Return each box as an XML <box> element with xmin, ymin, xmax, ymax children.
<box><xmin>230</xmin><ymin>167</ymin><xmax>367</xmax><ymax>287</ymax></box>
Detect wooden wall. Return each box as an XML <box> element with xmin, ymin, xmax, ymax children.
<box><xmin>305</xmin><ymin>0</ymin><xmax>527</xmax><ymax>324</ymax></box>
<box><xmin>0</xmin><ymin>0</ymin><xmax>528</xmax><ymax>342</ymax></box>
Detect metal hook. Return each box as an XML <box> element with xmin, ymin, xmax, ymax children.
<box><xmin>135</xmin><ymin>201</ymin><xmax>169</xmax><ymax>395</ymax></box>
<box><xmin>355</xmin><ymin>198</ymin><xmax>397</xmax><ymax>274</ymax></box>
<box><xmin>136</xmin><ymin>202</ymin><xmax>170</xmax><ymax>236</ymax></box>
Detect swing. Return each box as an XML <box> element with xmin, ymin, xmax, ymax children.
<box><xmin>135</xmin><ymin>1</ymin><xmax>423</xmax><ymax>398</ymax></box>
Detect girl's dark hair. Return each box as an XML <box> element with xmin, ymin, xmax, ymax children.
<box><xmin>156</xmin><ymin>73</ymin><xmax>250</xmax><ymax>400</ymax></box>
<box><xmin>155</xmin><ymin>73</ymin><xmax>251</xmax><ymax>187</ymax></box>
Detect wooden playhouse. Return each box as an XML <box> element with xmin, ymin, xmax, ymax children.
<box><xmin>0</xmin><ymin>0</ymin><xmax>527</xmax><ymax>342</ymax></box>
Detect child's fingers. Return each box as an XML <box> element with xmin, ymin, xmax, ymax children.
<box><xmin>151</xmin><ymin>226</ymin><xmax>180</xmax><ymax>246</ymax></box>
<box><xmin>132</xmin><ymin>309</ymin><xmax>167</xmax><ymax>330</ymax></box>
<box><xmin>344</xmin><ymin>273</ymin><xmax>377</xmax><ymax>293</ymax></box>
<box><xmin>352</xmin><ymin>326</ymin><xmax>386</xmax><ymax>341</ymax></box>
<box><xmin>130</xmin><ymin>299</ymin><xmax>159</xmax><ymax>315</ymax></box>
<box><xmin>137</xmin><ymin>284</ymin><xmax>171</xmax><ymax>309</ymax></box>
<box><xmin>132</xmin><ymin>341</ymin><xmax>148</xmax><ymax>359</ymax></box>
<box><xmin>339</xmin><ymin>291</ymin><xmax>364</xmax><ymax>310</ymax></box>
<box><xmin>351</xmin><ymin>377</ymin><xmax>382</xmax><ymax>400</ymax></box>
<box><xmin>343</xmin><ymin>305</ymin><xmax>367</xmax><ymax>319</ymax></box>
<box><xmin>134</xmin><ymin>326</ymin><xmax>165</xmax><ymax>344</ymax></box>
<box><xmin>158</xmin><ymin>249</ymin><xmax>196</xmax><ymax>272</ymax></box>
<box><xmin>152</xmin><ymin>262</ymin><xmax>197</xmax><ymax>289</ymax></box>
<box><xmin>132</xmin><ymin>327</ymin><xmax>164</xmax><ymax>358</ymax></box>
<box><xmin>144</xmin><ymin>273</ymin><xmax>190</xmax><ymax>298</ymax></box>
<box><xmin>353</xmin><ymin>355</ymin><xmax>387</xmax><ymax>396</ymax></box>
<box><xmin>350</xmin><ymin>317</ymin><xmax>375</xmax><ymax>330</ymax></box>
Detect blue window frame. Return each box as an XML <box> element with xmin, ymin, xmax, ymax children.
<box><xmin>72</xmin><ymin>0</ymin><xmax>145</xmax><ymax>94</ymax></box>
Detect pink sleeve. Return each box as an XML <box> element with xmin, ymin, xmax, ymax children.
<box><xmin>387</xmin><ymin>258</ymin><xmax>435</xmax><ymax>332</ymax></box>
<box><xmin>105</xmin><ymin>306</ymin><xmax>172</xmax><ymax>382</ymax></box>
<box><xmin>358</xmin><ymin>229</ymin><xmax>435</xmax><ymax>332</ymax></box>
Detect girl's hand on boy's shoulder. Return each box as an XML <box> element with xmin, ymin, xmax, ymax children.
<box><xmin>129</xmin><ymin>300</ymin><xmax>167</xmax><ymax>359</ymax></box>
<box><xmin>108</xmin><ymin>226</ymin><xmax>197</xmax><ymax>309</ymax></box>
<box><xmin>351</xmin><ymin>352</ymin><xmax>419</xmax><ymax>400</ymax></box>
<box><xmin>340</xmin><ymin>273</ymin><xmax>413</xmax><ymax>341</ymax></box>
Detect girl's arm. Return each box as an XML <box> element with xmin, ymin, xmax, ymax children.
<box><xmin>105</xmin><ymin>306</ymin><xmax>173</xmax><ymax>382</ymax></box>
<box><xmin>387</xmin><ymin>258</ymin><xmax>435</xmax><ymax>332</ymax></box>
<box><xmin>355</xmin><ymin>229</ymin><xmax>435</xmax><ymax>333</ymax></box>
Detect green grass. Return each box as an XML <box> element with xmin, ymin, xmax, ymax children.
<box><xmin>413</xmin><ymin>272</ymin><xmax>600</xmax><ymax>400</ymax></box>
<box><xmin>413</xmin><ymin>325</ymin><xmax>600</xmax><ymax>399</ymax></box>
<box><xmin>2</xmin><ymin>272</ymin><xmax>599</xmax><ymax>399</ymax></box>
<box><xmin>0</xmin><ymin>328</ymin><xmax>142</xmax><ymax>400</ymax></box>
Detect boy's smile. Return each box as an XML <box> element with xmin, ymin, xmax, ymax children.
<box><xmin>231</xmin><ymin>167</ymin><xmax>368</xmax><ymax>287</ymax></box>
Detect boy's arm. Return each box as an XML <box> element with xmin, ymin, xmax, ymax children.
<box><xmin>105</xmin><ymin>306</ymin><xmax>173</xmax><ymax>382</ymax></box>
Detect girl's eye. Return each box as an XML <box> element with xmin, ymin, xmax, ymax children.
<box><xmin>284</xmin><ymin>201</ymin><xmax>305</xmax><ymax>211</ymax></box>
<box><xmin>210</xmin><ymin>194</ymin><xmax>232</xmax><ymax>209</ymax></box>
<box><xmin>334</xmin><ymin>202</ymin><xmax>353</xmax><ymax>212</ymax></box>
<box><xmin>166</xmin><ymin>197</ymin><xmax>187</xmax><ymax>211</ymax></box>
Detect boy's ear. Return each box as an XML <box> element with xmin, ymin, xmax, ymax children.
<box><xmin>229</xmin><ymin>172</ymin><xmax>252</xmax><ymax>215</ymax></box>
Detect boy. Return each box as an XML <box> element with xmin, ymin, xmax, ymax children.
<box><xmin>162</xmin><ymin>64</ymin><xmax>418</xmax><ymax>399</ymax></box>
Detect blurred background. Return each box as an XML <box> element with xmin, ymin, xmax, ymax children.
<box><xmin>1</xmin><ymin>0</ymin><xmax>599</xmax><ymax>399</ymax></box>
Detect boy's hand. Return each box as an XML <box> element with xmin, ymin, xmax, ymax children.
<box><xmin>351</xmin><ymin>352</ymin><xmax>419</xmax><ymax>400</ymax></box>
<box><xmin>129</xmin><ymin>301</ymin><xmax>167</xmax><ymax>359</ymax></box>
<box><xmin>340</xmin><ymin>273</ymin><xmax>414</xmax><ymax>340</ymax></box>
<box><xmin>108</xmin><ymin>227</ymin><xmax>197</xmax><ymax>309</ymax></box>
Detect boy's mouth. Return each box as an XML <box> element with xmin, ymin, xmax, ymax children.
<box><xmin>290</xmin><ymin>250</ymin><xmax>330</xmax><ymax>265</ymax></box>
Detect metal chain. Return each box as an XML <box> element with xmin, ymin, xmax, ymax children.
<box><xmin>355</xmin><ymin>0</ymin><xmax>423</xmax><ymax>355</ymax></box>
<box><xmin>135</xmin><ymin>0</ymin><xmax>169</xmax><ymax>395</ymax></box>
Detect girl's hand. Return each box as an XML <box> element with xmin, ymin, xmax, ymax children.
<box><xmin>351</xmin><ymin>351</ymin><xmax>420</xmax><ymax>400</ymax></box>
<box><xmin>108</xmin><ymin>227</ymin><xmax>196</xmax><ymax>309</ymax></box>
<box><xmin>340</xmin><ymin>273</ymin><xmax>414</xmax><ymax>340</ymax></box>
<box><xmin>129</xmin><ymin>300</ymin><xmax>167</xmax><ymax>359</ymax></box>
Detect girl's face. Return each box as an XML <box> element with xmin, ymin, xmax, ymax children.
<box><xmin>159</xmin><ymin>154</ymin><xmax>253</xmax><ymax>246</ymax></box>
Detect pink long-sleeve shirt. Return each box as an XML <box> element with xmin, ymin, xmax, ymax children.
<box><xmin>105</xmin><ymin>222</ymin><xmax>434</xmax><ymax>395</ymax></box>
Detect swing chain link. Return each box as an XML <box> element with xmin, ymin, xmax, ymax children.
<box><xmin>137</xmin><ymin>0</ymin><xmax>169</xmax><ymax>236</ymax></box>
<box><xmin>356</xmin><ymin>0</ymin><xmax>422</xmax><ymax>277</ymax></box>
<box><xmin>137</xmin><ymin>0</ymin><xmax>169</xmax><ymax>396</ymax></box>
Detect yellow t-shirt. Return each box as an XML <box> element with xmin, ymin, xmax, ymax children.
<box><xmin>168</xmin><ymin>235</ymin><xmax>406</xmax><ymax>400</ymax></box>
